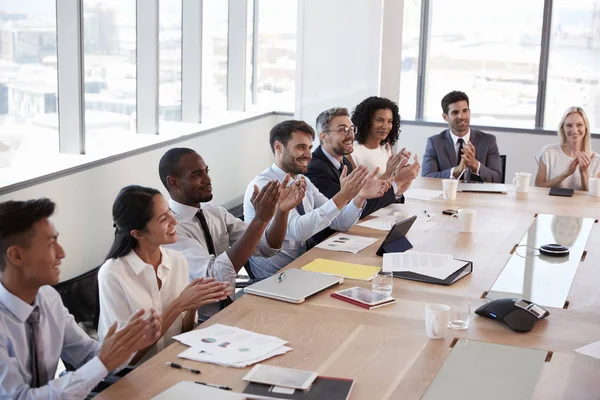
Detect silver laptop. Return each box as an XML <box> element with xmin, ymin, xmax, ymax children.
<box><xmin>457</xmin><ymin>183</ymin><xmax>508</xmax><ymax>193</ymax></box>
<box><xmin>244</xmin><ymin>268</ymin><xmax>344</xmax><ymax>304</ymax></box>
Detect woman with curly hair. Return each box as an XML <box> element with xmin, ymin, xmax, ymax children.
<box><xmin>349</xmin><ymin>96</ymin><xmax>416</xmax><ymax>179</ymax></box>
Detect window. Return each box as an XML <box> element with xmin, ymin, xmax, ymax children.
<box><xmin>0</xmin><ymin>0</ymin><xmax>57</xmax><ymax>181</ymax></box>
<box><xmin>399</xmin><ymin>0</ymin><xmax>421</xmax><ymax>120</ymax></box>
<box><xmin>202</xmin><ymin>0</ymin><xmax>228</xmax><ymax>113</ymax></box>
<box><xmin>424</xmin><ymin>0</ymin><xmax>544</xmax><ymax>128</ymax></box>
<box><xmin>252</xmin><ymin>0</ymin><xmax>296</xmax><ymax>111</ymax></box>
<box><xmin>83</xmin><ymin>0</ymin><xmax>136</xmax><ymax>149</ymax></box>
<box><xmin>545</xmin><ymin>0</ymin><xmax>600</xmax><ymax>132</ymax></box>
<box><xmin>159</xmin><ymin>0</ymin><xmax>182</xmax><ymax>122</ymax></box>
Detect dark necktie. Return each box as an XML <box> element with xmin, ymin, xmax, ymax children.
<box><xmin>195</xmin><ymin>209</ymin><xmax>216</xmax><ymax>255</ymax></box>
<box><xmin>457</xmin><ymin>138</ymin><xmax>465</xmax><ymax>166</ymax></box>
<box><xmin>338</xmin><ymin>158</ymin><xmax>345</xmax><ymax>175</ymax></box>
<box><xmin>27</xmin><ymin>306</ymin><xmax>48</xmax><ymax>388</ymax></box>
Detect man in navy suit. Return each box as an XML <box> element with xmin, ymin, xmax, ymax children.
<box><xmin>421</xmin><ymin>91</ymin><xmax>502</xmax><ymax>183</ymax></box>
<box><xmin>306</xmin><ymin>107</ymin><xmax>419</xmax><ymax>244</ymax></box>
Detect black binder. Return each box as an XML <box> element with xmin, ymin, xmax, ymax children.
<box><xmin>392</xmin><ymin>259</ymin><xmax>473</xmax><ymax>285</ymax></box>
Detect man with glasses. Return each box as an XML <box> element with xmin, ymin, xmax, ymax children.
<box><xmin>306</xmin><ymin>107</ymin><xmax>418</xmax><ymax>244</ymax></box>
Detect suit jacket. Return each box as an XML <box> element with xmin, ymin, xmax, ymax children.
<box><xmin>421</xmin><ymin>129</ymin><xmax>502</xmax><ymax>183</ymax></box>
<box><xmin>305</xmin><ymin>146</ymin><xmax>399</xmax><ymax>244</ymax></box>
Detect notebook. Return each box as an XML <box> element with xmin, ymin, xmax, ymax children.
<box><xmin>244</xmin><ymin>268</ymin><xmax>344</xmax><ymax>304</ymax></box>
<box><xmin>457</xmin><ymin>183</ymin><xmax>507</xmax><ymax>193</ymax></box>
<box><xmin>331</xmin><ymin>287</ymin><xmax>396</xmax><ymax>310</ymax></box>
<box><xmin>301</xmin><ymin>258</ymin><xmax>380</xmax><ymax>281</ymax></box>
<box><xmin>151</xmin><ymin>381</ymin><xmax>245</xmax><ymax>400</ymax></box>
<box><xmin>243</xmin><ymin>376</ymin><xmax>355</xmax><ymax>400</ymax></box>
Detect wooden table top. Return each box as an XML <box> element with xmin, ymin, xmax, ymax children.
<box><xmin>97</xmin><ymin>179</ymin><xmax>600</xmax><ymax>400</ymax></box>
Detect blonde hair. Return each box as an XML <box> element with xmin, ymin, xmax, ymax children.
<box><xmin>558</xmin><ymin>106</ymin><xmax>591</xmax><ymax>155</ymax></box>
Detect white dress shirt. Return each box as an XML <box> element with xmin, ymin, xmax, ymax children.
<box><xmin>0</xmin><ymin>282</ymin><xmax>107</xmax><ymax>399</ymax></box>
<box><xmin>449</xmin><ymin>129</ymin><xmax>480</xmax><ymax>177</ymax></box>
<box><xmin>98</xmin><ymin>247</ymin><xmax>193</xmax><ymax>365</ymax></box>
<box><xmin>244</xmin><ymin>163</ymin><xmax>363</xmax><ymax>279</ymax></box>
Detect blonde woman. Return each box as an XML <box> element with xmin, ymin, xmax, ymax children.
<box><xmin>535</xmin><ymin>107</ymin><xmax>600</xmax><ymax>191</ymax></box>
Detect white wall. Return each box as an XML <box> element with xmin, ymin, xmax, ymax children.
<box><xmin>295</xmin><ymin>0</ymin><xmax>383</xmax><ymax>126</ymax></box>
<box><xmin>0</xmin><ymin>114</ymin><xmax>286</xmax><ymax>281</ymax></box>
<box><xmin>397</xmin><ymin>123</ymin><xmax>600</xmax><ymax>181</ymax></box>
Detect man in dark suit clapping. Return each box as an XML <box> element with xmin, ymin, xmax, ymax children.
<box><xmin>421</xmin><ymin>91</ymin><xmax>502</xmax><ymax>182</ymax></box>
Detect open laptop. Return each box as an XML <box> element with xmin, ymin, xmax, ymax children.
<box><xmin>244</xmin><ymin>268</ymin><xmax>344</xmax><ymax>304</ymax></box>
<box><xmin>458</xmin><ymin>183</ymin><xmax>508</xmax><ymax>194</ymax></box>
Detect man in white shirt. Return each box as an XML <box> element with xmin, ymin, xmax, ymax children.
<box><xmin>159</xmin><ymin>148</ymin><xmax>304</xmax><ymax>314</ymax></box>
<box><xmin>421</xmin><ymin>90</ymin><xmax>502</xmax><ymax>182</ymax></box>
<box><xmin>0</xmin><ymin>198</ymin><xmax>161</xmax><ymax>399</ymax></box>
<box><xmin>244</xmin><ymin>120</ymin><xmax>389</xmax><ymax>279</ymax></box>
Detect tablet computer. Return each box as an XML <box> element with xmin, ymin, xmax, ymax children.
<box><xmin>375</xmin><ymin>215</ymin><xmax>417</xmax><ymax>256</ymax></box>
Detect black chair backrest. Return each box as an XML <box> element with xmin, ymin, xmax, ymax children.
<box><xmin>52</xmin><ymin>266</ymin><xmax>101</xmax><ymax>337</ymax></box>
<box><xmin>500</xmin><ymin>155</ymin><xmax>507</xmax><ymax>184</ymax></box>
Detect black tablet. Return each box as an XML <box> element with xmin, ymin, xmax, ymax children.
<box><xmin>549</xmin><ymin>187</ymin><xmax>574</xmax><ymax>197</ymax></box>
<box><xmin>375</xmin><ymin>215</ymin><xmax>417</xmax><ymax>256</ymax></box>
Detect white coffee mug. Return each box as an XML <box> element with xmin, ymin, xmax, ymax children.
<box><xmin>589</xmin><ymin>177</ymin><xmax>600</xmax><ymax>197</ymax></box>
<box><xmin>442</xmin><ymin>179</ymin><xmax>458</xmax><ymax>201</ymax></box>
<box><xmin>425</xmin><ymin>304</ymin><xmax>450</xmax><ymax>339</ymax></box>
<box><xmin>450</xmin><ymin>208</ymin><xmax>477</xmax><ymax>233</ymax></box>
<box><xmin>512</xmin><ymin>172</ymin><xmax>531</xmax><ymax>193</ymax></box>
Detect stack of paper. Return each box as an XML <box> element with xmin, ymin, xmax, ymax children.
<box><xmin>174</xmin><ymin>324</ymin><xmax>292</xmax><ymax>368</ymax></box>
<box><xmin>301</xmin><ymin>258</ymin><xmax>381</xmax><ymax>281</ymax></box>
<box><xmin>382</xmin><ymin>251</ymin><xmax>455</xmax><ymax>279</ymax></box>
<box><xmin>402</xmin><ymin>188</ymin><xmax>443</xmax><ymax>201</ymax></box>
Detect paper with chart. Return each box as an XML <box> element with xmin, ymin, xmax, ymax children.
<box><xmin>173</xmin><ymin>324</ymin><xmax>291</xmax><ymax>368</ymax></box>
<box><xmin>315</xmin><ymin>233</ymin><xmax>378</xmax><ymax>254</ymax></box>
<box><xmin>382</xmin><ymin>251</ymin><xmax>458</xmax><ymax>279</ymax></box>
<box><xmin>402</xmin><ymin>188</ymin><xmax>443</xmax><ymax>201</ymax></box>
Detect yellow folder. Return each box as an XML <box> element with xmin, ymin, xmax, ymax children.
<box><xmin>301</xmin><ymin>258</ymin><xmax>381</xmax><ymax>281</ymax></box>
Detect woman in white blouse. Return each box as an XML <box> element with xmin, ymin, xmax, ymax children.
<box><xmin>98</xmin><ymin>185</ymin><xmax>232</xmax><ymax>365</ymax></box>
<box><xmin>535</xmin><ymin>106</ymin><xmax>600</xmax><ymax>191</ymax></box>
<box><xmin>348</xmin><ymin>96</ymin><xmax>416</xmax><ymax>179</ymax></box>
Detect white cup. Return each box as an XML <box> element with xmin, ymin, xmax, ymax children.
<box><xmin>512</xmin><ymin>172</ymin><xmax>531</xmax><ymax>193</ymax></box>
<box><xmin>450</xmin><ymin>208</ymin><xmax>477</xmax><ymax>233</ymax></box>
<box><xmin>442</xmin><ymin>179</ymin><xmax>458</xmax><ymax>200</ymax></box>
<box><xmin>589</xmin><ymin>178</ymin><xmax>600</xmax><ymax>197</ymax></box>
<box><xmin>425</xmin><ymin>304</ymin><xmax>450</xmax><ymax>339</ymax></box>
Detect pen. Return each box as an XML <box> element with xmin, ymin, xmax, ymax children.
<box><xmin>423</xmin><ymin>210</ymin><xmax>431</xmax><ymax>219</ymax></box>
<box><xmin>166</xmin><ymin>362</ymin><xmax>201</xmax><ymax>374</ymax></box>
<box><xmin>195</xmin><ymin>381</ymin><xmax>233</xmax><ymax>391</ymax></box>
<box><xmin>277</xmin><ymin>271</ymin><xmax>285</xmax><ymax>282</ymax></box>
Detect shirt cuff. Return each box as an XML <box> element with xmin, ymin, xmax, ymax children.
<box><xmin>450</xmin><ymin>167</ymin><xmax>455</xmax><ymax>178</ymax></box>
<box><xmin>472</xmin><ymin>162</ymin><xmax>481</xmax><ymax>175</ymax></box>
<box><xmin>322</xmin><ymin>198</ymin><xmax>343</xmax><ymax>217</ymax></box>
<box><xmin>82</xmin><ymin>356</ymin><xmax>109</xmax><ymax>387</ymax></box>
<box><xmin>257</xmin><ymin>229</ymin><xmax>281</xmax><ymax>257</ymax></box>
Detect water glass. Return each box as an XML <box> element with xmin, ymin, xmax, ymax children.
<box><xmin>448</xmin><ymin>301</ymin><xmax>471</xmax><ymax>330</ymax></box>
<box><xmin>372</xmin><ymin>271</ymin><xmax>394</xmax><ymax>297</ymax></box>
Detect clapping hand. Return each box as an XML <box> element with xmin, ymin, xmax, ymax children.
<box><xmin>277</xmin><ymin>174</ymin><xmax>306</xmax><ymax>213</ymax></box>
<box><xmin>576</xmin><ymin>151</ymin><xmax>595</xmax><ymax>177</ymax></box>
<box><xmin>251</xmin><ymin>180</ymin><xmax>281</xmax><ymax>223</ymax></box>
<box><xmin>339</xmin><ymin>165</ymin><xmax>369</xmax><ymax>201</ymax></box>
<box><xmin>461</xmin><ymin>142</ymin><xmax>479</xmax><ymax>172</ymax></box>
<box><xmin>359</xmin><ymin>167</ymin><xmax>391</xmax><ymax>199</ymax></box>
<box><xmin>177</xmin><ymin>277</ymin><xmax>232</xmax><ymax>311</ymax></box>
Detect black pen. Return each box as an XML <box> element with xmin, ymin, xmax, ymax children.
<box><xmin>195</xmin><ymin>381</ymin><xmax>232</xmax><ymax>391</ymax></box>
<box><xmin>166</xmin><ymin>361</ymin><xmax>201</xmax><ymax>374</ymax></box>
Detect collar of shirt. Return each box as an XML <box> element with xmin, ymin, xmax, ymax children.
<box><xmin>169</xmin><ymin>198</ymin><xmax>200</xmax><ymax>221</ymax></box>
<box><xmin>0</xmin><ymin>280</ymin><xmax>35</xmax><ymax>322</ymax></box>
<box><xmin>322</xmin><ymin>147</ymin><xmax>343</xmax><ymax>170</ymax></box>
<box><xmin>269</xmin><ymin>163</ymin><xmax>300</xmax><ymax>183</ymax></box>
<box><xmin>123</xmin><ymin>247</ymin><xmax>172</xmax><ymax>276</ymax></box>
<box><xmin>449</xmin><ymin>129</ymin><xmax>471</xmax><ymax>147</ymax></box>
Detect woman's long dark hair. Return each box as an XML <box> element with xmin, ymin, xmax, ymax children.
<box><xmin>105</xmin><ymin>185</ymin><xmax>162</xmax><ymax>260</ymax></box>
<box><xmin>351</xmin><ymin>96</ymin><xmax>401</xmax><ymax>146</ymax></box>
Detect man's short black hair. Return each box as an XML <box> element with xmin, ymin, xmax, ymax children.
<box><xmin>441</xmin><ymin>91</ymin><xmax>469</xmax><ymax>114</ymax></box>
<box><xmin>158</xmin><ymin>147</ymin><xmax>197</xmax><ymax>191</ymax></box>
<box><xmin>0</xmin><ymin>198</ymin><xmax>56</xmax><ymax>272</ymax></box>
<box><xmin>269</xmin><ymin>120</ymin><xmax>315</xmax><ymax>153</ymax></box>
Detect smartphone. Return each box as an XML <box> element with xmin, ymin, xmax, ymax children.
<box><xmin>442</xmin><ymin>209</ymin><xmax>457</xmax><ymax>216</ymax></box>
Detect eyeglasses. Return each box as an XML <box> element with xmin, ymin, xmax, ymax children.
<box><xmin>323</xmin><ymin>125</ymin><xmax>357</xmax><ymax>135</ymax></box>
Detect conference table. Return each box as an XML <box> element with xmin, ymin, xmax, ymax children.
<box><xmin>97</xmin><ymin>178</ymin><xmax>600</xmax><ymax>399</ymax></box>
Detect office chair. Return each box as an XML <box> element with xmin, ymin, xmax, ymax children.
<box><xmin>53</xmin><ymin>266</ymin><xmax>133</xmax><ymax>398</ymax></box>
<box><xmin>500</xmin><ymin>155</ymin><xmax>507</xmax><ymax>184</ymax></box>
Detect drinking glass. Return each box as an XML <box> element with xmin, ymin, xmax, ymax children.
<box><xmin>372</xmin><ymin>271</ymin><xmax>394</xmax><ymax>297</ymax></box>
<box><xmin>448</xmin><ymin>301</ymin><xmax>471</xmax><ymax>330</ymax></box>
